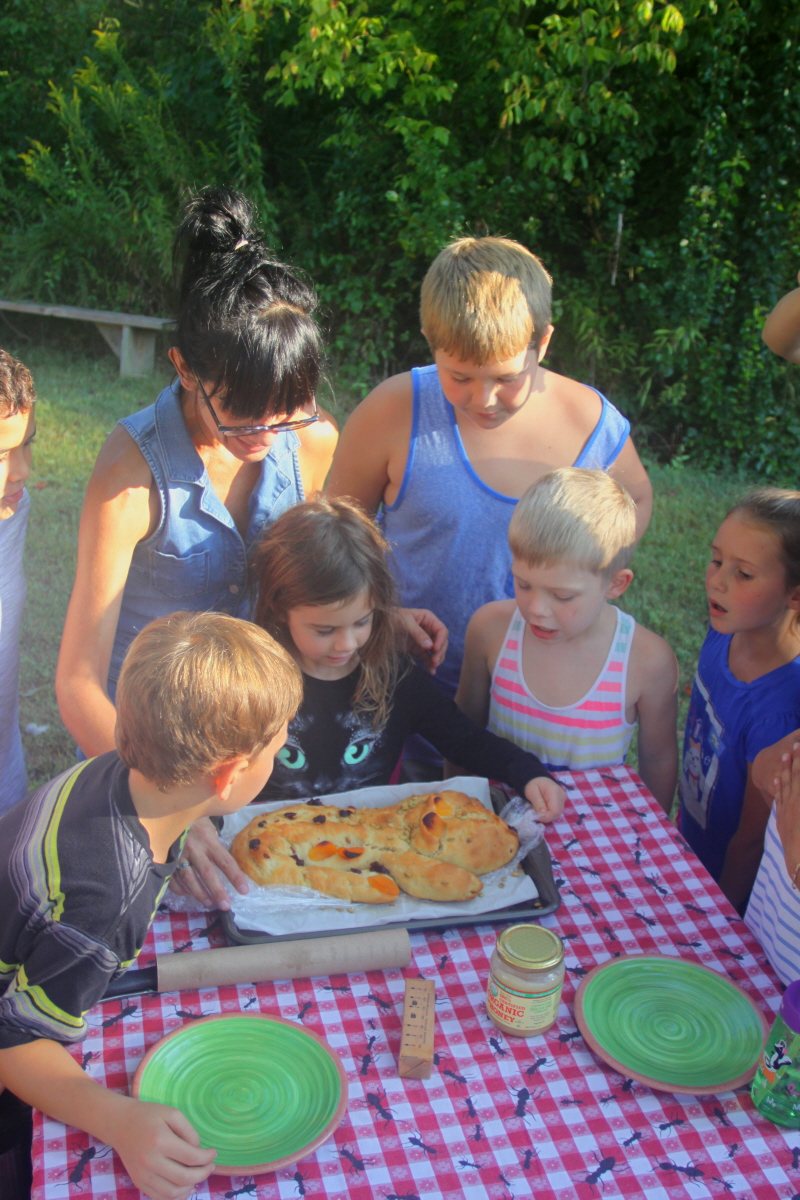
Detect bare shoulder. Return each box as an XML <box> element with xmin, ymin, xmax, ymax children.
<box><xmin>342</xmin><ymin>370</ymin><xmax>413</xmax><ymax>433</ymax></box>
<box><xmin>302</xmin><ymin>405</ymin><xmax>339</xmax><ymax>445</ymax></box>
<box><xmin>78</xmin><ymin>424</ymin><xmax>155</xmax><ymax>548</ymax></box>
<box><xmin>466</xmin><ymin>599</ymin><xmax>516</xmax><ymax>652</ymax></box>
<box><xmin>458</xmin><ymin>599</ymin><xmax>515</xmax><ymax>715</ymax></box>
<box><xmin>629</xmin><ymin>620</ymin><xmax>678</xmax><ymax>689</ymax></box>
<box><xmin>541</xmin><ymin>368</ymin><xmax>604</xmax><ymax>430</ymax></box>
<box><xmin>86</xmin><ymin>424</ymin><xmax>153</xmax><ymax>503</ymax></box>
<box><xmin>327</xmin><ymin>371</ymin><xmax>415</xmax><ymax>506</ymax></box>
<box><xmin>297</xmin><ymin>405</ymin><xmax>339</xmax><ymax>494</ymax></box>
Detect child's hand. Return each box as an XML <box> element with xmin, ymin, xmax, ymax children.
<box><xmin>108</xmin><ymin>1100</ymin><xmax>216</xmax><ymax>1200</ymax></box>
<box><xmin>523</xmin><ymin>776</ymin><xmax>566</xmax><ymax>823</ymax></box>
<box><xmin>396</xmin><ymin>607</ymin><xmax>449</xmax><ymax>672</ymax></box>
<box><xmin>775</xmin><ymin>742</ymin><xmax>800</xmax><ymax>882</ymax></box>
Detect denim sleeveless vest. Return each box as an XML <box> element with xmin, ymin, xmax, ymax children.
<box><xmin>108</xmin><ymin>382</ymin><xmax>304</xmax><ymax>698</ymax></box>
<box><xmin>381</xmin><ymin>364</ymin><xmax>630</xmax><ymax>700</ymax></box>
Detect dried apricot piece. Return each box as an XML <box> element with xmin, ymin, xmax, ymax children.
<box><xmin>309</xmin><ymin>841</ymin><xmax>337</xmax><ymax>861</ymax></box>
<box><xmin>368</xmin><ymin>875</ymin><xmax>401</xmax><ymax>897</ymax></box>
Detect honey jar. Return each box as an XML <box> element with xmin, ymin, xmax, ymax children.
<box><xmin>486</xmin><ymin>924</ymin><xmax>565</xmax><ymax>1037</ymax></box>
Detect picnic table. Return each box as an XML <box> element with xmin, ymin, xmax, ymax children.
<box><xmin>32</xmin><ymin>767</ymin><xmax>800</xmax><ymax>1200</ymax></box>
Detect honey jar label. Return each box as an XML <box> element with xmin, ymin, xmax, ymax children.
<box><xmin>486</xmin><ymin>970</ymin><xmax>562</xmax><ymax>1031</ymax></box>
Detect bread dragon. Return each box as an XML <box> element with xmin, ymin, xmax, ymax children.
<box><xmin>231</xmin><ymin>790</ymin><xmax>519</xmax><ymax>904</ymax></box>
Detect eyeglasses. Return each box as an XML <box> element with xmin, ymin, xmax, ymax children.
<box><xmin>195</xmin><ymin>376</ymin><xmax>319</xmax><ymax>438</ymax></box>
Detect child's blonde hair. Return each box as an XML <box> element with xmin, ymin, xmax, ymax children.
<box><xmin>115</xmin><ymin>611</ymin><xmax>301</xmax><ymax>789</ymax></box>
<box><xmin>420</xmin><ymin>236</ymin><xmax>552</xmax><ymax>365</ymax></box>
<box><xmin>253</xmin><ymin>497</ymin><xmax>404</xmax><ymax>729</ymax></box>
<box><xmin>0</xmin><ymin>349</ymin><xmax>35</xmax><ymax>416</ymax></box>
<box><xmin>509</xmin><ymin>468</ymin><xmax>636</xmax><ymax>578</ymax></box>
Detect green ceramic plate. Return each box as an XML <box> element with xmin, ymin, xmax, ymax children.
<box><xmin>574</xmin><ymin>954</ymin><xmax>768</xmax><ymax>1094</ymax></box>
<box><xmin>132</xmin><ymin>1013</ymin><xmax>348</xmax><ymax>1173</ymax></box>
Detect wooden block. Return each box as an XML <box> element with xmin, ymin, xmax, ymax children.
<box><xmin>398</xmin><ymin>978</ymin><xmax>435</xmax><ymax>1079</ymax></box>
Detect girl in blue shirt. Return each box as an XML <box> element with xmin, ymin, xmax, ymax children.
<box><xmin>680</xmin><ymin>488</ymin><xmax>800</xmax><ymax>910</ymax></box>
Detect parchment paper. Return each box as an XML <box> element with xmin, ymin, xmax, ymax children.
<box><xmin>220</xmin><ymin>777</ymin><xmax>538</xmax><ymax>936</ymax></box>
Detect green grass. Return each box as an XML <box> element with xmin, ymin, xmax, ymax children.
<box><xmin>3</xmin><ymin>333</ymin><xmax>766</xmax><ymax>790</ymax></box>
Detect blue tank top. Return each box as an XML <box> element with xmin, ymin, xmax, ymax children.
<box><xmin>108</xmin><ymin>381</ymin><xmax>304</xmax><ymax>697</ymax></box>
<box><xmin>381</xmin><ymin>364</ymin><xmax>630</xmax><ymax>699</ymax></box>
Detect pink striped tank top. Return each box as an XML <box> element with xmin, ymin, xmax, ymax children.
<box><xmin>487</xmin><ymin>605</ymin><xmax>636</xmax><ymax>770</ymax></box>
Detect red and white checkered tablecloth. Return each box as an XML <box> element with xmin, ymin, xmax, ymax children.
<box><xmin>31</xmin><ymin>768</ymin><xmax>800</xmax><ymax>1200</ymax></box>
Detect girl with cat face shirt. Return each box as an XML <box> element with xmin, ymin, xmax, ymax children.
<box><xmin>248</xmin><ymin>497</ymin><xmax>566</xmax><ymax>816</ymax></box>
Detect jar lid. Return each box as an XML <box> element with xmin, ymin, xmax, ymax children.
<box><xmin>497</xmin><ymin>924</ymin><xmax>564</xmax><ymax>971</ymax></box>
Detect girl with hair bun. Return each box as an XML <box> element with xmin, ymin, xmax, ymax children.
<box><xmin>55</xmin><ymin>188</ymin><xmax>338</xmax><ymax>892</ymax></box>
<box><xmin>58</xmin><ymin>186</ymin><xmax>335</xmax><ymax>737</ymax></box>
<box><xmin>56</xmin><ymin>188</ymin><xmax>443</xmax><ymax>907</ymax></box>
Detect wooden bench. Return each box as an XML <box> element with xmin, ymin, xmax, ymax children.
<box><xmin>0</xmin><ymin>299</ymin><xmax>174</xmax><ymax>377</ymax></box>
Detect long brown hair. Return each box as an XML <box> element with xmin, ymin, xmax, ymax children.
<box><xmin>252</xmin><ymin>497</ymin><xmax>404</xmax><ymax>728</ymax></box>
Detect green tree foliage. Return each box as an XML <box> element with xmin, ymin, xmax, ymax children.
<box><xmin>1</xmin><ymin>0</ymin><xmax>799</xmax><ymax>470</ymax></box>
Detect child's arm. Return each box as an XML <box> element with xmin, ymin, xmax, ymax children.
<box><xmin>607</xmin><ymin>438</ymin><xmax>653</xmax><ymax>542</ymax></box>
<box><xmin>762</xmin><ymin>273</ymin><xmax>800</xmax><ymax>363</ymax></box>
<box><xmin>413</xmin><ymin>666</ymin><xmax>565</xmax><ymax>821</ymax></box>
<box><xmin>630</xmin><ymin>628</ymin><xmax>679</xmax><ymax>813</ymax></box>
<box><xmin>753</xmin><ymin>728</ymin><xmax>800</xmax><ymax>799</ymax></box>
<box><xmin>453</xmin><ymin>605</ymin><xmax>503</xmax><ymax>728</ymax></box>
<box><xmin>719</xmin><ymin>717</ymin><xmax>800</xmax><ymax>908</ymax></box>
<box><xmin>774</xmin><ymin>741</ymin><xmax>800</xmax><ymax>881</ymax></box>
<box><xmin>326</xmin><ymin>374</ymin><xmax>413</xmax><ymax>511</ymax></box>
<box><xmin>0</xmin><ymin>1039</ymin><xmax>216</xmax><ymax>1200</ymax></box>
<box><xmin>717</xmin><ymin>768</ymin><xmax>771</xmax><ymax>910</ymax></box>
<box><xmin>521</xmin><ymin>775</ymin><xmax>567</xmax><ymax>822</ymax></box>
<box><xmin>413</xmin><ymin>607</ymin><xmax>567</xmax><ymax>820</ymax></box>
<box><xmin>326</xmin><ymin>378</ymin><xmax>448</xmax><ymax>671</ymax></box>
<box><xmin>445</xmin><ymin>604</ymin><xmax>500</xmax><ymax>779</ymax></box>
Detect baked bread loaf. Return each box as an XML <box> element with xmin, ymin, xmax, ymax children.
<box><xmin>231</xmin><ymin>790</ymin><xmax>519</xmax><ymax>905</ymax></box>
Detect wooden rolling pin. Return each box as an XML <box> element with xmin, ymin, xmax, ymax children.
<box><xmin>155</xmin><ymin>928</ymin><xmax>411</xmax><ymax>993</ymax></box>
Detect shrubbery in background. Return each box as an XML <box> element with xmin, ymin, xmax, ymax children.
<box><xmin>1</xmin><ymin>0</ymin><xmax>799</xmax><ymax>472</ymax></box>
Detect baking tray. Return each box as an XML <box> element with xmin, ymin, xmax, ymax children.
<box><xmin>220</xmin><ymin>786</ymin><xmax>561</xmax><ymax>946</ymax></box>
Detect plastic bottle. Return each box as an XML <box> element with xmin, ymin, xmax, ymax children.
<box><xmin>751</xmin><ymin>979</ymin><xmax>800</xmax><ymax>1128</ymax></box>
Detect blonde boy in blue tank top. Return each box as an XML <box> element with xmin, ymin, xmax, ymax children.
<box><xmin>327</xmin><ymin>238</ymin><xmax>653</xmax><ymax>762</ymax></box>
<box><xmin>455</xmin><ymin>469</ymin><xmax>679</xmax><ymax>812</ymax></box>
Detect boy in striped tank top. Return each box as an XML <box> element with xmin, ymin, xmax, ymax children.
<box><xmin>455</xmin><ymin>468</ymin><xmax>679</xmax><ymax>811</ymax></box>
